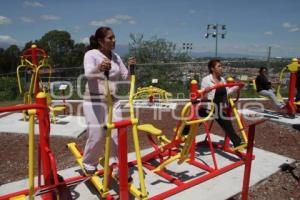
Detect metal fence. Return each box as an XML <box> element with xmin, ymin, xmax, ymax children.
<box><xmin>0</xmin><ymin>60</ymin><xmax>291</xmax><ymax>101</ymax></box>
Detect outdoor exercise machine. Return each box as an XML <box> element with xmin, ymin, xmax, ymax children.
<box><xmin>134</xmin><ymin>85</ymin><xmax>172</xmax><ymax>103</ymax></box>
<box><xmin>67</xmin><ymin>63</ymin><xmax>260</xmax><ymax>199</ymax></box>
<box><xmin>250</xmin><ymin>58</ymin><xmax>300</xmax><ymax>116</ymax></box>
<box><xmin>277</xmin><ymin>58</ymin><xmax>300</xmax><ymax>115</ymax></box>
<box><xmin>0</xmin><ymin>91</ymin><xmax>102</xmax><ymax>200</ymax></box>
<box><xmin>0</xmin><ymin>93</ymin><xmax>59</xmax><ymax>200</ymax></box>
<box><xmin>0</xmin><ymin>64</ymin><xmax>262</xmax><ymax>200</ymax></box>
<box><xmin>67</xmin><ymin>65</ymin><xmax>150</xmax><ymax>199</ymax></box>
<box><xmin>16</xmin><ymin>44</ymin><xmax>66</xmax><ymax>122</ymax></box>
<box><xmin>131</xmin><ymin>77</ymin><xmax>257</xmax><ymax>200</ymax></box>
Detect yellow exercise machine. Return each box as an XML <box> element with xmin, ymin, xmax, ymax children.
<box><xmin>17</xmin><ymin>44</ymin><xmax>65</xmax><ymax>122</ymax></box>
<box><xmin>277</xmin><ymin>58</ymin><xmax>300</xmax><ymax>114</ymax></box>
<box><xmin>134</xmin><ymin>85</ymin><xmax>172</xmax><ymax>103</ymax></box>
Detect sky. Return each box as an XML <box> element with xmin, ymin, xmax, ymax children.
<box><xmin>0</xmin><ymin>0</ymin><xmax>300</xmax><ymax>57</ymax></box>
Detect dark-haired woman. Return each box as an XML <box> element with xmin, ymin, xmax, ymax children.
<box><xmin>200</xmin><ymin>59</ymin><xmax>243</xmax><ymax>149</ymax></box>
<box><xmin>82</xmin><ymin>27</ymin><xmax>135</xmax><ymax>175</ymax></box>
<box><xmin>255</xmin><ymin>67</ymin><xmax>285</xmax><ymax>109</ymax></box>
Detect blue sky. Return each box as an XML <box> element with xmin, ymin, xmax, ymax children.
<box><xmin>0</xmin><ymin>0</ymin><xmax>300</xmax><ymax>57</ymax></box>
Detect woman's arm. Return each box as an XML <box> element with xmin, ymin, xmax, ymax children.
<box><xmin>84</xmin><ymin>52</ymin><xmax>100</xmax><ymax>76</ymax></box>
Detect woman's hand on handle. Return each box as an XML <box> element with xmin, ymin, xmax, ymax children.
<box><xmin>127</xmin><ymin>57</ymin><xmax>136</xmax><ymax>66</ymax></box>
<box><xmin>98</xmin><ymin>58</ymin><xmax>111</xmax><ymax>72</ymax></box>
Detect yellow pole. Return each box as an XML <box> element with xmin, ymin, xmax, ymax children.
<box><xmin>34</xmin><ymin>64</ymin><xmax>52</xmax><ymax>94</ymax></box>
<box><xmin>129</xmin><ymin>73</ymin><xmax>147</xmax><ymax>198</ymax></box>
<box><xmin>276</xmin><ymin>67</ymin><xmax>287</xmax><ymax>102</ymax></box>
<box><xmin>102</xmin><ymin>72</ymin><xmax>113</xmax><ymax>194</ymax></box>
<box><xmin>228</xmin><ymin>98</ymin><xmax>248</xmax><ymax>143</ymax></box>
<box><xmin>28</xmin><ymin>109</ymin><xmax>36</xmax><ymax>200</ymax></box>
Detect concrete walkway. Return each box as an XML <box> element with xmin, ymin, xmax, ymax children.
<box><xmin>0</xmin><ymin>113</ymin><xmax>86</xmax><ymax>137</ymax></box>
<box><xmin>240</xmin><ymin>108</ymin><xmax>300</xmax><ymax>125</ymax></box>
<box><xmin>0</xmin><ymin>135</ymin><xmax>294</xmax><ymax>200</ymax></box>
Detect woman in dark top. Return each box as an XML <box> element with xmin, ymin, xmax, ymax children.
<box><xmin>255</xmin><ymin>67</ymin><xmax>285</xmax><ymax>109</ymax></box>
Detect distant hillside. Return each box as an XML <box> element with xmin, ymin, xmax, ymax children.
<box><xmin>189</xmin><ymin>51</ymin><xmax>266</xmax><ymax>59</ymax></box>
<box><xmin>115</xmin><ymin>44</ymin><xmax>130</xmax><ymax>56</ymax></box>
<box><xmin>114</xmin><ymin>45</ymin><xmax>267</xmax><ymax>59</ymax></box>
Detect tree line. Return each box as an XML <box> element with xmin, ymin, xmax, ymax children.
<box><xmin>0</xmin><ymin>30</ymin><xmax>192</xmax><ymax>75</ymax></box>
<box><xmin>0</xmin><ymin>29</ymin><xmax>292</xmax><ymax>75</ymax></box>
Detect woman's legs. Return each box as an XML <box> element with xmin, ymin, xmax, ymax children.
<box><xmin>215</xmin><ymin>112</ymin><xmax>242</xmax><ymax>147</ymax></box>
<box><xmin>183</xmin><ymin>107</ymin><xmax>242</xmax><ymax>147</ymax></box>
<box><xmin>259</xmin><ymin>89</ymin><xmax>284</xmax><ymax>109</ymax></box>
<box><xmin>82</xmin><ymin>101</ymin><xmax>106</xmax><ymax>170</ymax></box>
<box><xmin>82</xmin><ymin>100</ymin><xmax>123</xmax><ymax>170</ymax></box>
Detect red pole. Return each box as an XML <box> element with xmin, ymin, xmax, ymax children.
<box><xmin>36</xmin><ymin>92</ymin><xmax>55</xmax><ymax>200</ymax></box>
<box><xmin>286</xmin><ymin>72</ymin><xmax>297</xmax><ymax>115</ymax></box>
<box><xmin>31</xmin><ymin>45</ymin><xmax>40</xmax><ymax>96</ymax></box>
<box><xmin>241</xmin><ymin>124</ymin><xmax>256</xmax><ymax>200</ymax></box>
<box><xmin>190</xmin><ymin>80</ymin><xmax>198</xmax><ymax>101</ymax></box>
<box><xmin>118</xmin><ymin>127</ymin><xmax>128</xmax><ymax>200</ymax></box>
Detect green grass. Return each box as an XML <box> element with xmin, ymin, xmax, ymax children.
<box><xmin>0</xmin><ymin>98</ymin><xmax>23</xmax><ymax>106</ymax></box>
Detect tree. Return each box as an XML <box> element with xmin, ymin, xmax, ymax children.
<box><xmin>127</xmin><ymin>34</ymin><xmax>189</xmax><ymax>63</ymax></box>
<box><xmin>3</xmin><ymin>45</ymin><xmax>20</xmax><ymax>73</ymax></box>
<box><xmin>37</xmin><ymin>30</ymin><xmax>75</xmax><ymax>68</ymax></box>
<box><xmin>126</xmin><ymin>35</ymin><xmax>190</xmax><ymax>95</ymax></box>
<box><xmin>0</xmin><ymin>48</ymin><xmax>5</xmax><ymax>73</ymax></box>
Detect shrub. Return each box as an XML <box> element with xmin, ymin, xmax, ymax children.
<box><xmin>0</xmin><ymin>76</ymin><xmax>19</xmax><ymax>100</ymax></box>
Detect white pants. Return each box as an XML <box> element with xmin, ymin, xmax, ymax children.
<box><xmin>82</xmin><ymin>100</ymin><xmax>123</xmax><ymax>170</ymax></box>
<box><xmin>259</xmin><ymin>89</ymin><xmax>284</xmax><ymax>109</ymax></box>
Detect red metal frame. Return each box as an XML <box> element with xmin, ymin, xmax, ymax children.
<box><xmin>286</xmin><ymin>71</ymin><xmax>298</xmax><ymax>115</ymax></box>
<box><xmin>125</xmin><ymin>80</ymin><xmax>258</xmax><ymax>199</ymax></box>
<box><xmin>0</xmin><ymin>94</ymin><xmax>56</xmax><ymax>200</ymax></box>
<box><xmin>22</xmin><ymin>45</ymin><xmax>48</xmax><ymax>96</ymax></box>
<box><xmin>0</xmin><ymin>80</ymin><xmax>261</xmax><ymax>199</ymax></box>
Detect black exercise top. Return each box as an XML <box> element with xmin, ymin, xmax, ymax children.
<box><xmin>213</xmin><ymin>87</ymin><xmax>227</xmax><ymax>105</ymax></box>
<box><xmin>255</xmin><ymin>74</ymin><xmax>271</xmax><ymax>92</ymax></box>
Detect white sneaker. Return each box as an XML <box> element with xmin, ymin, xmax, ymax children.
<box><xmin>83</xmin><ymin>163</ymin><xmax>97</xmax><ymax>175</ymax></box>
<box><xmin>111</xmin><ymin>168</ymin><xmax>119</xmax><ymax>180</ymax></box>
<box><xmin>111</xmin><ymin>168</ymin><xmax>133</xmax><ymax>183</ymax></box>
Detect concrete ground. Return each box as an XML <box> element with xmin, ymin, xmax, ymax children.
<box><xmin>240</xmin><ymin>108</ymin><xmax>300</xmax><ymax>125</ymax></box>
<box><xmin>0</xmin><ymin>135</ymin><xmax>294</xmax><ymax>200</ymax></box>
<box><xmin>0</xmin><ymin>113</ymin><xmax>86</xmax><ymax>137</ymax></box>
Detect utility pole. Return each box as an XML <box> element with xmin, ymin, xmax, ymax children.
<box><xmin>205</xmin><ymin>24</ymin><xmax>227</xmax><ymax>57</ymax></box>
<box><xmin>267</xmin><ymin>46</ymin><xmax>271</xmax><ymax>69</ymax></box>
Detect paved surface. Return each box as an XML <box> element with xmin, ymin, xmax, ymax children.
<box><xmin>0</xmin><ymin>113</ymin><xmax>86</xmax><ymax>138</ymax></box>
<box><xmin>240</xmin><ymin>108</ymin><xmax>300</xmax><ymax>125</ymax></box>
<box><xmin>0</xmin><ymin>135</ymin><xmax>294</xmax><ymax>200</ymax></box>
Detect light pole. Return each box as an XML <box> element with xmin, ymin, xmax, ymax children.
<box><xmin>205</xmin><ymin>24</ymin><xmax>227</xmax><ymax>57</ymax></box>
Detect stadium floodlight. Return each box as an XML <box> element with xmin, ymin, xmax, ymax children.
<box><xmin>205</xmin><ymin>24</ymin><xmax>227</xmax><ymax>57</ymax></box>
<box><xmin>182</xmin><ymin>42</ymin><xmax>193</xmax><ymax>55</ymax></box>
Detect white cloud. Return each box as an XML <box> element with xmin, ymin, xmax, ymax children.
<box><xmin>73</xmin><ymin>25</ymin><xmax>80</xmax><ymax>33</ymax></box>
<box><xmin>271</xmin><ymin>44</ymin><xmax>281</xmax><ymax>48</ymax></box>
<box><xmin>0</xmin><ymin>16</ymin><xmax>12</xmax><ymax>24</ymax></box>
<box><xmin>129</xmin><ymin>20</ymin><xmax>136</xmax><ymax>25</ymax></box>
<box><xmin>90</xmin><ymin>15</ymin><xmax>135</xmax><ymax>26</ymax></box>
<box><xmin>282</xmin><ymin>22</ymin><xmax>299</xmax><ymax>32</ymax></box>
<box><xmin>24</xmin><ymin>1</ymin><xmax>44</xmax><ymax>8</ymax></box>
<box><xmin>81</xmin><ymin>37</ymin><xmax>89</xmax><ymax>44</ymax></box>
<box><xmin>115</xmin><ymin>15</ymin><xmax>131</xmax><ymax>20</ymax></box>
<box><xmin>288</xmin><ymin>27</ymin><xmax>299</xmax><ymax>32</ymax></box>
<box><xmin>189</xmin><ymin>9</ymin><xmax>196</xmax><ymax>14</ymax></box>
<box><xmin>0</xmin><ymin>35</ymin><xmax>18</xmax><ymax>44</ymax></box>
<box><xmin>41</xmin><ymin>15</ymin><xmax>60</xmax><ymax>21</ymax></box>
<box><xmin>21</xmin><ymin>16</ymin><xmax>34</xmax><ymax>23</ymax></box>
<box><xmin>282</xmin><ymin>22</ymin><xmax>292</xmax><ymax>28</ymax></box>
<box><xmin>264</xmin><ymin>31</ymin><xmax>273</xmax><ymax>35</ymax></box>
